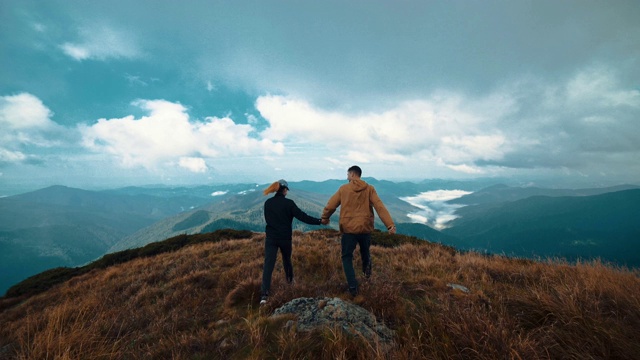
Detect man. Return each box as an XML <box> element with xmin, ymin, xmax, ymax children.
<box><xmin>261</xmin><ymin>179</ymin><xmax>324</xmax><ymax>305</ymax></box>
<box><xmin>321</xmin><ymin>166</ymin><xmax>396</xmax><ymax>296</ymax></box>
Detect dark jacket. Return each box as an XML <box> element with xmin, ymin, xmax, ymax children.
<box><xmin>264</xmin><ymin>193</ymin><xmax>321</xmax><ymax>240</ymax></box>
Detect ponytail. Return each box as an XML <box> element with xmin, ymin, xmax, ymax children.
<box><xmin>263</xmin><ymin>181</ymin><xmax>280</xmax><ymax>196</ymax></box>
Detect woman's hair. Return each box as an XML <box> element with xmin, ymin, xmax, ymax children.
<box><xmin>263</xmin><ymin>181</ymin><xmax>284</xmax><ymax>196</ymax></box>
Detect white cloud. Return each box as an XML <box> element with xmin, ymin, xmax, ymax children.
<box><xmin>61</xmin><ymin>44</ymin><xmax>90</xmax><ymax>61</ymax></box>
<box><xmin>566</xmin><ymin>66</ymin><xmax>640</xmax><ymax>107</ymax></box>
<box><xmin>403</xmin><ymin>190</ymin><xmax>472</xmax><ymax>203</ymax></box>
<box><xmin>0</xmin><ymin>93</ymin><xmax>54</xmax><ymax>130</ymax></box>
<box><xmin>407</xmin><ymin>213</ymin><xmax>428</xmax><ymax>224</ymax></box>
<box><xmin>211</xmin><ymin>190</ymin><xmax>228</xmax><ymax>197</ymax></box>
<box><xmin>125</xmin><ymin>74</ymin><xmax>148</xmax><ymax>86</ymax></box>
<box><xmin>257</xmin><ymin>94</ymin><xmax>512</xmax><ymax>172</ymax></box>
<box><xmin>492</xmin><ymin>66</ymin><xmax>640</xmax><ymax>171</ymax></box>
<box><xmin>400</xmin><ymin>190</ymin><xmax>471</xmax><ymax>229</ymax></box>
<box><xmin>0</xmin><ymin>148</ymin><xmax>27</xmax><ymax>162</ymax></box>
<box><xmin>80</xmin><ymin>99</ymin><xmax>284</xmax><ymax>172</ymax></box>
<box><xmin>179</xmin><ymin>157</ymin><xmax>207</xmax><ymax>172</ymax></box>
<box><xmin>438</xmin><ymin>135</ymin><xmax>507</xmax><ymax>164</ymax></box>
<box><xmin>61</xmin><ymin>24</ymin><xmax>141</xmax><ymax>61</ymax></box>
<box><xmin>0</xmin><ymin>93</ymin><xmax>63</xmax><ymax>162</ymax></box>
<box><xmin>444</xmin><ymin>163</ymin><xmax>485</xmax><ymax>175</ymax></box>
<box><xmin>246</xmin><ymin>113</ymin><xmax>259</xmax><ymax>124</ymax></box>
<box><xmin>32</xmin><ymin>23</ymin><xmax>46</xmax><ymax>33</ymax></box>
<box><xmin>255</xmin><ymin>64</ymin><xmax>640</xmax><ymax>178</ymax></box>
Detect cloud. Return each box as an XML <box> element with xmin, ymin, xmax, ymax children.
<box><xmin>0</xmin><ymin>93</ymin><xmax>65</xmax><ymax>165</ymax></box>
<box><xmin>256</xmin><ymin>65</ymin><xmax>640</xmax><ymax>178</ymax></box>
<box><xmin>178</xmin><ymin>157</ymin><xmax>207</xmax><ymax>173</ymax></box>
<box><xmin>79</xmin><ymin>99</ymin><xmax>284</xmax><ymax>172</ymax></box>
<box><xmin>0</xmin><ymin>93</ymin><xmax>54</xmax><ymax>130</ymax></box>
<box><xmin>490</xmin><ymin>65</ymin><xmax>640</xmax><ymax>171</ymax></box>
<box><xmin>0</xmin><ymin>148</ymin><xmax>27</xmax><ymax>163</ymax></box>
<box><xmin>400</xmin><ymin>190</ymin><xmax>471</xmax><ymax>229</ymax></box>
<box><xmin>443</xmin><ymin>163</ymin><xmax>485</xmax><ymax>175</ymax></box>
<box><xmin>256</xmin><ymin>93</ymin><xmax>512</xmax><ymax>170</ymax></box>
<box><xmin>125</xmin><ymin>74</ymin><xmax>148</xmax><ymax>86</ymax></box>
<box><xmin>403</xmin><ymin>189</ymin><xmax>472</xmax><ymax>203</ymax></box>
<box><xmin>61</xmin><ymin>24</ymin><xmax>141</xmax><ymax>61</ymax></box>
<box><xmin>566</xmin><ymin>67</ymin><xmax>640</xmax><ymax>107</ymax></box>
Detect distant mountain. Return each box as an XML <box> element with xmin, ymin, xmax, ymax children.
<box><xmin>5</xmin><ymin>180</ymin><xmax>639</xmax><ymax>296</ymax></box>
<box><xmin>448</xmin><ymin>183</ymin><xmax>640</xmax><ymax>206</ymax></box>
<box><xmin>103</xmin><ymin>183</ymin><xmax>262</xmax><ymax>201</ymax></box>
<box><xmin>108</xmin><ymin>185</ymin><xmax>423</xmax><ymax>253</ymax></box>
<box><xmin>292</xmin><ymin>177</ymin><xmax>505</xmax><ymax>197</ymax></box>
<box><xmin>442</xmin><ymin>189</ymin><xmax>640</xmax><ymax>267</ymax></box>
<box><xmin>0</xmin><ymin>185</ymin><xmax>219</xmax><ymax>295</ymax></box>
<box><xmin>108</xmin><ymin>189</ymin><xmax>291</xmax><ymax>252</ymax></box>
<box><xmin>395</xmin><ymin>223</ymin><xmax>460</xmax><ymax>244</ymax></box>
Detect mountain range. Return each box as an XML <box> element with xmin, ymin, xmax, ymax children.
<box><xmin>1</xmin><ymin>179</ymin><xmax>638</xmax><ymax>295</ymax></box>
<box><xmin>0</xmin><ymin>183</ymin><xmax>253</xmax><ymax>295</ymax></box>
<box><xmin>444</xmin><ymin>187</ymin><xmax>640</xmax><ymax>264</ymax></box>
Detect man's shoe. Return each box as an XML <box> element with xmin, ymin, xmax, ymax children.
<box><xmin>349</xmin><ymin>287</ymin><xmax>358</xmax><ymax>297</ymax></box>
<box><xmin>364</xmin><ymin>262</ymin><xmax>372</xmax><ymax>279</ymax></box>
<box><xmin>260</xmin><ymin>295</ymin><xmax>268</xmax><ymax>305</ymax></box>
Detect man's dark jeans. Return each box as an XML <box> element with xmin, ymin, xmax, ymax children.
<box><xmin>341</xmin><ymin>233</ymin><xmax>371</xmax><ymax>290</ymax></box>
<box><xmin>261</xmin><ymin>237</ymin><xmax>293</xmax><ymax>296</ymax></box>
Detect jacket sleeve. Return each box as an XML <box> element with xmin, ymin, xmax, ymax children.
<box><xmin>369</xmin><ymin>186</ymin><xmax>395</xmax><ymax>229</ymax></box>
<box><xmin>322</xmin><ymin>189</ymin><xmax>341</xmax><ymax>219</ymax></box>
<box><xmin>291</xmin><ymin>201</ymin><xmax>322</xmax><ymax>225</ymax></box>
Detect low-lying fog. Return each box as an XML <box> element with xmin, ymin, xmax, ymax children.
<box><xmin>400</xmin><ymin>190</ymin><xmax>472</xmax><ymax>230</ymax></box>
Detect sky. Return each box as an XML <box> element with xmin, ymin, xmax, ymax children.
<box><xmin>1</xmin><ymin>0</ymin><xmax>640</xmax><ymax>194</ymax></box>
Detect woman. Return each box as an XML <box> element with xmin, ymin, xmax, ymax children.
<box><xmin>261</xmin><ymin>179</ymin><xmax>324</xmax><ymax>305</ymax></box>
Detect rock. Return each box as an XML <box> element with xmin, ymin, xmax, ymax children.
<box><xmin>447</xmin><ymin>283</ymin><xmax>470</xmax><ymax>293</ymax></box>
<box><xmin>219</xmin><ymin>338</ymin><xmax>234</xmax><ymax>350</ymax></box>
<box><xmin>272</xmin><ymin>297</ymin><xmax>395</xmax><ymax>346</ymax></box>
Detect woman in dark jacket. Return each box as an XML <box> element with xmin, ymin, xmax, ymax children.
<box><xmin>261</xmin><ymin>179</ymin><xmax>323</xmax><ymax>304</ymax></box>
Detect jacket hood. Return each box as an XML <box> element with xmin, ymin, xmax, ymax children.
<box><xmin>349</xmin><ymin>179</ymin><xmax>369</xmax><ymax>192</ymax></box>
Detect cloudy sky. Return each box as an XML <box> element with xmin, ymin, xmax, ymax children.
<box><xmin>1</xmin><ymin>0</ymin><xmax>639</xmax><ymax>193</ymax></box>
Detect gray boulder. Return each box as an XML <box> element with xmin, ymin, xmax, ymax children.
<box><xmin>272</xmin><ymin>297</ymin><xmax>395</xmax><ymax>346</ymax></box>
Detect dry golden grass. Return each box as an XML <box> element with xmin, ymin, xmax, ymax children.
<box><xmin>1</xmin><ymin>229</ymin><xmax>639</xmax><ymax>359</ymax></box>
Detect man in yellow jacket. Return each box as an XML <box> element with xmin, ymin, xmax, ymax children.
<box><xmin>321</xmin><ymin>165</ymin><xmax>396</xmax><ymax>296</ymax></box>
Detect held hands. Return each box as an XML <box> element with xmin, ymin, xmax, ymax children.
<box><xmin>388</xmin><ymin>225</ymin><xmax>396</xmax><ymax>234</ymax></box>
<box><xmin>321</xmin><ymin>218</ymin><xmax>330</xmax><ymax>225</ymax></box>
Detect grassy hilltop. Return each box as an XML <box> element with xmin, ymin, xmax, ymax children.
<box><xmin>1</xmin><ymin>229</ymin><xmax>639</xmax><ymax>359</ymax></box>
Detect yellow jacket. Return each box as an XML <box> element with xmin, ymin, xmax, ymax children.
<box><xmin>322</xmin><ymin>179</ymin><xmax>394</xmax><ymax>234</ymax></box>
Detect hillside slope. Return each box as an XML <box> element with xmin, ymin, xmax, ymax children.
<box><xmin>0</xmin><ymin>185</ymin><xmax>213</xmax><ymax>296</ymax></box>
<box><xmin>1</xmin><ymin>230</ymin><xmax>639</xmax><ymax>359</ymax></box>
<box><xmin>443</xmin><ymin>189</ymin><xmax>640</xmax><ymax>267</ymax></box>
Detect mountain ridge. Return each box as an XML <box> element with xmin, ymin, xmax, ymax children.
<box><xmin>443</xmin><ymin>189</ymin><xmax>640</xmax><ymax>267</ymax></box>
<box><xmin>1</xmin><ymin>229</ymin><xmax>638</xmax><ymax>359</ymax></box>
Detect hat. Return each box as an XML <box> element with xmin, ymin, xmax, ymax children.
<box><xmin>278</xmin><ymin>179</ymin><xmax>289</xmax><ymax>189</ymax></box>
